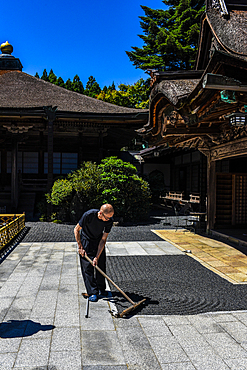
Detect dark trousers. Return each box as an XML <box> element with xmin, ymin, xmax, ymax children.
<box><xmin>79</xmin><ymin>248</ymin><xmax>106</xmax><ymax>296</ymax></box>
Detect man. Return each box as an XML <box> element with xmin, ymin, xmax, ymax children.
<box><xmin>74</xmin><ymin>204</ymin><xmax>114</xmax><ymax>302</ymax></box>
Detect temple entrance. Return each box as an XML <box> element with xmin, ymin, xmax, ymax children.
<box><xmin>216</xmin><ymin>156</ymin><xmax>247</xmax><ymax>228</ymax></box>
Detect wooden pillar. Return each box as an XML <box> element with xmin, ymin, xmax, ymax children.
<box><xmin>207</xmin><ymin>158</ymin><xmax>216</xmax><ymax>231</ymax></box>
<box><xmin>11</xmin><ymin>135</ymin><xmax>19</xmax><ymax>210</ymax></box>
<box><xmin>44</xmin><ymin>106</ymin><xmax>57</xmax><ymax>220</ymax></box>
<box><xmin>47</xmin><ymin>120</ymin><xmax>54</xmax><ymax>191</ymax></box>
<box><xmin>98</xmin><ymin>131</ymin><xmax>104</xmax><ymax>162</ymax></box>
<box><xmin>39</xmin><ymin>131</ymin><xmax>44</xmax><ymax>176</ymax></box>
<box><xmin>44</xmin><ymin>107</ymin><xmax>57</xmax><ymax>191</ymax></box>
<box><xmin>78</xmin><ymin>131</ymin><xmax>83</xmax><ymax>165</ymax></box>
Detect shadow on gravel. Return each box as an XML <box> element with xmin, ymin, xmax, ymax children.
<box><xmin>109</xmin><ymin>291</ymin><xmax>159</xmax><ymax>317</ymax></box>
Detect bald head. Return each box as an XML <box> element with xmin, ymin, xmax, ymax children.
<box><xmin>100</xmin><ymin>204</ymin><xmax>114</xmax><ymax>215</ymax></box>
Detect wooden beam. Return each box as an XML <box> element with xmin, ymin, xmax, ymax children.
<box><xmin>163</xmin><ymin>127</ymin><xmax>220</xmax><ymax>135</ymax></box>
<box><xmin>203</xmin><ymin>73</ymin><xmax>247</xmax><ymax>92</ymax></box>
<box><xmin>210</xmin><ymin>137</ymin><xmax>247</xmax><ymax>161</ymax></box>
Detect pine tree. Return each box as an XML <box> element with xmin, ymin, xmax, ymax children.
<box><xmin>84</xmin><ymin>76</ymin><xmax>101</xmax><ymax>98</ymax></box>
<box><xmin>72</xmin><ymin>75</ymin><xmax>84</xmax><ymax>94</ymax></box>
<box><xmin>55</xmin><ymin>76</ymin><xmax>65</xmax><ymax>88</ymax></box>
<box><xmin>34</xmin><ymin>72</ymin><xmax>40</xmax><ymax>78</ymax></box>
<box><xmin>126</xmin><ymin>0</ymin><xmax>204</xmax><ymax>71</ymax></box>
<box><xmin>41</xmin><ymin>69</ymin><xmax>49</xmax><ymax>81</ymax></box>
<box><xmin>48</xmin><ymin>69</ymin><xmax>57</xmax><ymax>84</ymax></box>
<box><xmin>65</xmin><ymin>78</ymin><xmax>73</xmax><ymax>91</ymax></box>
<box><xmin>108</xmin><ymin>82</ymin><xmax>116</xmax><ymax>91</ymax></box>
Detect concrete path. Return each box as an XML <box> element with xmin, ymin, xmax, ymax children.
<box><xmin>1</xmin><ymin>241</ymin><xmax>247</xmax><ymax>369</ymax></box>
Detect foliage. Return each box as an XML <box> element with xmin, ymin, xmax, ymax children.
<box><xmin>68</xmin><ymin>161</ymin><xmax>103</xmax><ymax>210</ymax></box>
<box><xmin>84</xmin><ymin>76</ymin><xmax>101</xmax><ymax>98</ymax></box>
<box><xmin>34</xmin><ymin>69</ymin><xmax>150</xmax><ymax>108</ymax></box>
<box><xmin>126</xmin><ymin>0</ymin><xmax>205</xmax><ymax>71</ymax></box>
<box><xmin>55</xmin><ymin>76</ymin><xmax>65</xmax><ymax>88</ymax></box>
<box><xmin>97</xmin><ymin>78</ymin><xmax>150</xmax><ymax>109</ymax></box>
<box><xmin>65</xmin><ymin>78</ymin><xmax>73</xmax><ymax>91</ymax></box>
<box><xmin>46</xmin><ymin>178</ymin><xmax>73</xmax><ymax>221</ymax></box>
<box><xmin>72</xmin><ymin>75</ymin><xmax>84</xmax><ymax>94</ymax></box>
<box><xmin>47</xmin><ymin>178</ymin><xmax>73</xmax><ymax>206</ymax></box>
<box><xmin>41</xmin><ymin>68</ymin><xmax>49</xmax><ymax>81</ymax></box>
<box><xmin>46</xmin><ymin>157</ymin><xmax>151</xmax><ymax>222</ymax></box>
<box><xmin>48</xmin><ymin>69</ymin><xmax>57</xmax><ymax>84</ymax></box>
<box><xmin>98</xmin><ymin>157</ymin><xmax>151</xmax><ymax>220</ymax></box>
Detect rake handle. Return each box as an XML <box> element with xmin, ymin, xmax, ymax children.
<box><xmin>84</xmin><ymin>254</ymin><xmax>135</xmax><ymax>305</ymax></box>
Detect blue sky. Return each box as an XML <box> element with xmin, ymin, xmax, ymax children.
<box><xmin>2</xmin><ymin>0</ymin><xmax>166</xmax><ymax>88</ymax></box>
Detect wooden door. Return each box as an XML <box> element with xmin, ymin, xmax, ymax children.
<box><xmin>234</xmin><ymin>175</ymin><xmax>247</xmax><ymax>224</ymax></box>
<box><xmin>216</xmin><ymin>173</ymin><xmax>247</xmax><ymax>226</ymax></box>
<box><xmin>216</xmin><ymin>174</ymin><xmax>232</xmax><ymax>226</ymax></box>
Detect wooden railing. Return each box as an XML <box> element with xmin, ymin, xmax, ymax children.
<box><xmin>165</xmin><ymin>191</ymin><xmax>183</xmax><ymax>201</ymax></box>
<box><xmin>0</xmin><ymin>214</ymin><xmax>25</xmax><ymax>251</ymax></box>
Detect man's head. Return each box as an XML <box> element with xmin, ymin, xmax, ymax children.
<box><xmin>98</xmin><ymin>204</ymin><xmax>114</xmax><ymax>221</ymax></box>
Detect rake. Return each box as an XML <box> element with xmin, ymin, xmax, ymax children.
<box><xmin>85</xmin><ymin>254</ymin><xmax>146</xmax><ymax>317</ymax></box>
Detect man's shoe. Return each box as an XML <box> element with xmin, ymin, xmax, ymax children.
<box><xmin>88</xmin><ymin>294</ymin><xmax>98</xmax><ymax>302</ymax></box>
<box><xmin>99</xmin><ymin>290</ymin><xmax>108</xmax><ymax>297</ymax></box>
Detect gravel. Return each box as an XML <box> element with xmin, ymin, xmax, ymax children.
<box><xmin>7</xmin><ymin>218</ymin><xmax>247</xmax><ymax>317</ymax></box>
<box><xmin>23</xmin><ymin>219</ymin><xmax>173</xmax><ymax>243</ymax></box>
<box><xmin>106</xmin><ymin>255</ymin><xmax>247</xmax><ymax>316</ymax></box>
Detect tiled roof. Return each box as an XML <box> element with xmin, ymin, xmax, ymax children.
<box><xmin>0</xmin><ymin>71</ymin><xmax>146</xmax><ymax>114</ymax></box>
<box><xmin>150</xmin><ymin>79</ymin><xmax>200</xmax><ymax>106</ymax></box>
<box><xmin>207</xmin><ymin>8</ymin><xmax>247</xmax><ymax>61</ymax></box>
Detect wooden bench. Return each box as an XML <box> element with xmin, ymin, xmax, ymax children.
<box><xmin>165</xmin><ymin>192</ymin><xmax>183</xmax><ymax>201</ymax></box>
<box><xmin>189</xmin><ymin>194</ymin><xmax>200</xmax><ymax>203</ymax></box>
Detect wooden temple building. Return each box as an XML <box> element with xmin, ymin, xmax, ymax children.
<box><xmin>138</xmin><ymin>0</ymin><xmax>247</xmax><ymax>231</ymax></box>
<box><xmin>0</xmin><ymin>42</ymin><xmax>148</xmax><ymax>215</ymax></box>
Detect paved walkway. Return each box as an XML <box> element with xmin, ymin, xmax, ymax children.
<box><xmin>1</xmin><ymin>239</ymin><xmax>247</xmax><ymax>369</ymax></box>
<box><xmin>153</xmin><ymin>229</ymin><xmax>247</xmax><ymax>284</ymax></box>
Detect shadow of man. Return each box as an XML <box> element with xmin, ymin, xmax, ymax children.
<box><xmin>0</xmin><ymin>319</ymin><xmax>55</xmax><ymax>338</ymax></box>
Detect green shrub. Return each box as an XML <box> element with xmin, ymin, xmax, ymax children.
<box><xmin>47</xmin><ymin>157</ymin><xmax>151</xmax><ymax>222</ymax></box>
<box><xmin>47</xmin><ymin>179</ymin><xmax>73</xmax><ymax>206</ymax></box>
<box><xmin>99</xmin><ymin>157</ymin><xmax>151</xmax><ymax>220</ymax></box>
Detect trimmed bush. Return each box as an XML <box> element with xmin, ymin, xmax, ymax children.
<box><xmin>46</xmin><ymin>157</ymin><xmax>151</xmax><ymax>222</ymax></box>
<box><xmin>99</xmin><ymin>157</ymin><xmax>151</xmax><ymax>220</ymax></box>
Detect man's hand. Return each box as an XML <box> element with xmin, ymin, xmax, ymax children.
<box><xmin>78</xmin><ymin>248</ymin><xmax>86</xmax><ymax>257</ymax></box>
<box><xmin>93</xmin><ymin>257</ymin><xmax>98</xmax><ymax>266</ymax></box>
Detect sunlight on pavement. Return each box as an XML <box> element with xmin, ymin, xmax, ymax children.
<box><xmin>152</xmin><ymin>229</ymin><xmax>247</xmax><ymax>284</ymax></box>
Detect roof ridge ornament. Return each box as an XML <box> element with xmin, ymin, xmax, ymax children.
<box><xmin>0</xmin><ymin>41</ymin><xmax>23</xmax><ymax>71</ymax></box>
<box><xmin>0</xmin><ymin>41</ymin><xmax>13</xmax><ymax>55</ymax></box>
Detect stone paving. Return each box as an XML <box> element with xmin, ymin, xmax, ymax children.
<box><xmin>1</xmin><ymin>239</ymin><xmax>247</xmax><ymax>369</ymax></box>
<box><xmin>153</xmin><ymin>229</ymin><xmax>247</xmax><ymax>284</ymax></box>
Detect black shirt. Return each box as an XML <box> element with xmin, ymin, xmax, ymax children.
<box><xmin>79</xmin><ymin>209</ymin><xmax>113</xmax><ymax>242</ymax></box>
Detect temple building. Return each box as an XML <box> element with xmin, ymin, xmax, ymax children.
<box><xmin>0</xmin><ymin>42</ymin><xmax>148</xmax><ymax>215</ymax></box>
<box><xmin>138</xmin><ymin>0</ymin><xmax>247</xmax><ymax>231</ymax></box>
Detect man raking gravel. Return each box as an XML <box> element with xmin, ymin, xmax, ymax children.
<box><xmin>74</xmin><ymin>204</ymin><xmax>114</xmax><ymax>302</ymax></box>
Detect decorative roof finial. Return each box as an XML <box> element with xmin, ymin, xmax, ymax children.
<box><xmin>1</xmin><ymin>41</ymin><xmax>13</xmax><ymax>55</ymax></box>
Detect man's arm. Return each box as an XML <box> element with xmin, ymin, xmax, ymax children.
<box><xmin>93</xmin><ymin>232</ymin><xmax>109</xmax><ymax>266</ymax></box>
<box><xmin>74</xmin><ymin>223</ymin><xmax>86</xmax><ymax>257</ymax></box>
